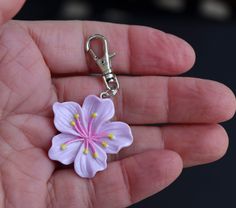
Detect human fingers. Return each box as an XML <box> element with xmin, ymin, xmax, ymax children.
<box><xmin>93</xmin><ymin>150</ymin><xmax>182</xmax><ymax>207</ymax></box>
<box><xmin>9</xmin><ymin>114</ymin><xmax>228</xmax><ymax>168</ymax></box>
<box><xmin>0</xmin><ymin>0</ymin><xmax>25</xmax><ymax>25</ymax></box>
<box><xmin>116</xmin><ymin>124</ymin><xmax>228</xmax><ymax>168</ymax></box>
<box><xmin>20</xmin><ymin>20</ymin><xmax>195</xmax><ymax>75</ymax></box>
<box><xmin>51</xmin><ymin>150</ymin><xmax>182</xmax><ymax>208</ymax></box>
<box><xmin>53</xmin><ymin>76</ymin><xmax>236</xmax><ymax>124</ymax></box>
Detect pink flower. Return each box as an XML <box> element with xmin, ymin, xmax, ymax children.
<box><xmin>48</xmin><ymin>95</ymin><xmax>133</xmax><ymax>178</ymax></box>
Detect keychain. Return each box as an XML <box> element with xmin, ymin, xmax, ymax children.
<box><xmin>48</xmin><ymin>34</ymin><xmax>133</xmax><ymax>178</ymax></box>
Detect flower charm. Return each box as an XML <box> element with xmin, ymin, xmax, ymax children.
<box><xmin>48</xmin><ymin>95</ymin><xmax>133</xmax><ymax>178</ymax></box>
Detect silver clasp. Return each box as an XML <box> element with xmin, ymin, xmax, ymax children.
<box><xmin>85</xmin><ymin>34</ymin><xmax>119</xmax><ymax>98</ymax></box>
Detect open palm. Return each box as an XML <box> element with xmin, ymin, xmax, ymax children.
<box><xmin>0</xmin><ymin>17</ymin><xmax>235</xmax><ymax>208</ymax></box>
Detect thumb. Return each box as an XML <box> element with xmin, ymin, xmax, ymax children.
<box><xmin>0</xmin><ymin>0</ymin><xmax>25</xmax><ymax>25</ymax></box>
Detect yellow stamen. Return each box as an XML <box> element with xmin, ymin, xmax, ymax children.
<box><xmin>101</xmin><ymin>141</ymin><xmax>108</xmax><ymax>148</ymax></box>
<box><xmin>74</xmin><ymin>114</ymin><xmax>79</xmax><ymax>119</ymax></box>
<box><xmin>70</xmin><ymin>121</ymin><xmax>76</xmax><ymax>126</ymax></box>
<box><xmin>108</xmin><ymin>133</ymin><xmax>115</xmax><ymax>140</ymax></box>
<box><xmin>83</xmin><ymin>148</ymin><xmax>89</xmax><ymax>155</ymax></box>
<box><xmin>91</xmin><ymin>112</ymin><xmax>97</xmax><ymax>118</ymax></box>
<box><xmin>60</xmin><ymin>144</ymin><xmax>67</xmax><ymax>150</ymax></box>
<box><xmin>93</xmin><ymin>152</ymin><xmax>98</xmax><ymax>158</ymax></box>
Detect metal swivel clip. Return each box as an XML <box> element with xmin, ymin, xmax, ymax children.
<box><xmin>85</xmin><ymin>34</ymin><xmax>119</xmax><ymax>98</ymax></box>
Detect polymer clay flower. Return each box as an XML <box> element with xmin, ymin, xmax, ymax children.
<box><xmin>48</xmin><ymin>95</ymin><xmax>133</xmax><ymax>178</ymax></box>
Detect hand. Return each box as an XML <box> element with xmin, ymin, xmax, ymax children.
<box><xmin>0</xmin><ymin>2</ymin><xmax>235</xmax><ymax>208</ymax></box>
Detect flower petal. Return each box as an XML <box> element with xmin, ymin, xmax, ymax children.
<box><xmin>82</xmin><ymin>95</ymin><xmax>115</xmax><ymax>133</ymax></box>
<box><xmin>74</xmin><ymin>143</ymin><xmax>107</xmax><ymax>178</ymax></box>
<box><xmin>53</xmin><ymin>102</ymin><xmax>85</xmax><ymax>136</ymax></box>
<box><xmin>97</xmin><ymin>121</ymin><xmax>133</xmax><ymax>154</ymax></box>
<box><xmin>48</xmin><ymin>133</ymin><xmax>82</xmax><ymax>165</ymax></box>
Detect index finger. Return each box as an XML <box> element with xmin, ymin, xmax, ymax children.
<box><xmin>20</xmin><ymin>20</ymin><xmax>195</xmax><ymax>75</ymax></box>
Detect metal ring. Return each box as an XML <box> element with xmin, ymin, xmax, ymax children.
<box><xmin>100</xmin><ymin>89</ymin><xmax>118</xmax><ymax>99</ymax></box>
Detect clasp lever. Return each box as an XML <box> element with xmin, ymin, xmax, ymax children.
<box><xmin>85</xmin><ymin>34</ymin><xmax>119</xmax><ymax>98</ymax></box>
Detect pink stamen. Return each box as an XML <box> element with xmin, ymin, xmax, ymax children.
<box><xmin>87</xmin><ymin>118</ymin><xmax>95</xmax><ymax>137</ymax></box>
<box><xmin>84</xmin><ymin>139</ymin><xmax>89</xmax><ymax>150</ymax></box>
<box><xmin>90</xmin><ymin>136</ymin><xmax>99</xmax><ymax>142</ymax></box>
<box><xmin>88</xmin><ymin>140</ymin><xmax>96</xmax><ymax>154</ymax></box>
<box><xmin>64</xmin><ymin>137</ymin><xmax>84</xmax><ymax>145</ymax></box>
<box><xmin>93</xmin><ymin>132</ymin><xmax>108</xmax><ymax>139</ymax></box>
<box><xmin>75</xmin><ymin>119</ymin><xmax>87</xmax><ymax>137</ymax></box>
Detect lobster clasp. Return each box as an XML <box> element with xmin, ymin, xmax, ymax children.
<box><xmin>85</xmin><ymin>34</ymin><xmax>115</xmax><ymax>75</ymax></box>
<box><xmin>85</xmin><ymin>34</ymin><xmax>119</xmax><ymax>98</ymax></box>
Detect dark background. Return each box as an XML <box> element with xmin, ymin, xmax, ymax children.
<box><xmin>15</xmin><ymin>0</ymin><xmax>235</xmax><ymax>207</ymax></box>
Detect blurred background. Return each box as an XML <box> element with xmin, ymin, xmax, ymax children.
<box><xmin>15</xmin><ymin>0</ymin><xmax>235</xmax><ymax>207</ymax></box>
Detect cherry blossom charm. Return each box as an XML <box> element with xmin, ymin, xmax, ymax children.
<box><xmin>48</xmin><ymin>34</ymin><xmax>133</xmax><ymax>178</ymax></box>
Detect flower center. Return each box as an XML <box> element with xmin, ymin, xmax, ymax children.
<box><xmin>60</xmin><ymin>113</ymin><xmax>115</xmax><ymax>159</ymax></box>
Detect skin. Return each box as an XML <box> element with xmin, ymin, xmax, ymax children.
<box><xmin>0</xmin><ymin>1</ymin><xmax>235</xmax><ymax>207</ymax></box>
